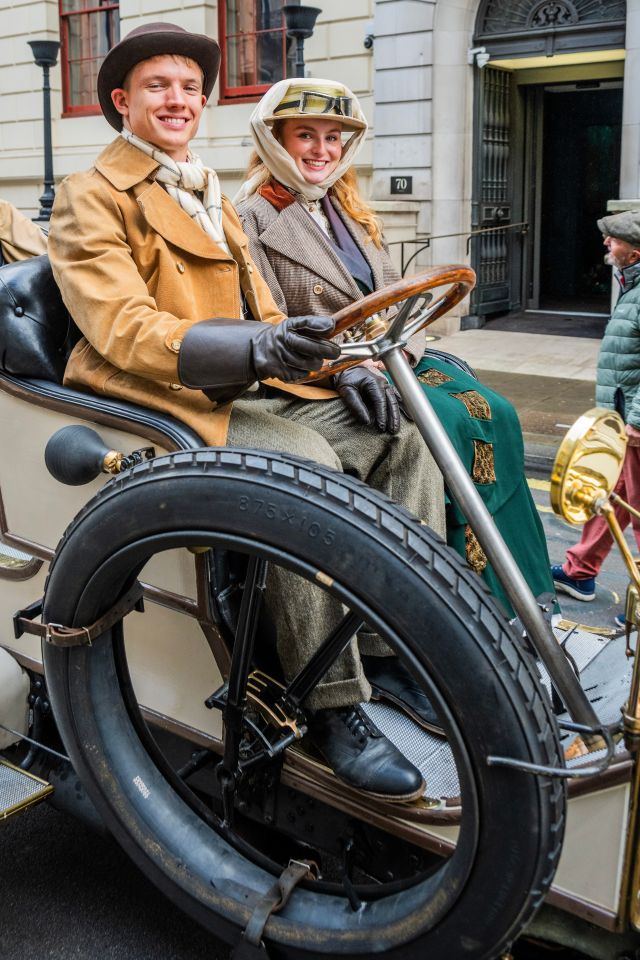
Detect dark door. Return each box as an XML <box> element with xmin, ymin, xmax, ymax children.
<box><xmin>470</xmin><ymin>66</ymin><xmax>518</xmax><ymax>318</ymax></box>
<box><xmin>537</xmin><ymin>85</ymin><xmax>622</xmax><ymax>313</ymax></box>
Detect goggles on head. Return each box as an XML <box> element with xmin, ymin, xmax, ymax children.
<box><xmin>274</xmin><ymin>91</ymin><xmax>354</xmax><ymax>119</ymax></box>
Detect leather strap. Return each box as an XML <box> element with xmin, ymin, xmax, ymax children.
<box><xmin>13</xmin><ymin>582</ymin><xmax>144</xmax><ymax>647</ymax></box>
<box><xmin>231</xmin><ymin>937</ymin><xmax>269</xmax><ymax>959</ymax></box>
<box><xmin>231</xmin><ymin>860</ymin><xmax>315</xmax><ymax>959</ymax></box>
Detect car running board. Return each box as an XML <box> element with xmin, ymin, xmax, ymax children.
<box><xmin>0</xmin><ymin>758</ymin><xmax>53</xmax><ymax>820</ymax></box>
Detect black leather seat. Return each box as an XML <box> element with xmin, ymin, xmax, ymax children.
<box><xmin>0</xmin><ymin>255</ymin><xmax>79</xmax><ymax>383</ymax></box>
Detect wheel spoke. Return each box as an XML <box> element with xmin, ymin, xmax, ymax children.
<box><xmin>386</xmin><ymin>293</ymin><xmax>421</xmax><ymax>340</ymax></box>
<box><xmin>176</xmin><ymin>748</ymin><xmax>213</xmax><ymax>781</ymax></box>
<box><xmin>341</xmin><ymin>838</ymin><xmax>363</xmax><ymax>912</ymax></box>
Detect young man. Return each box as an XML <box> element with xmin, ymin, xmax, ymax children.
<box><xmin>48</xmin><ymin>23</ymin><xmax>446</xmax><ymax>801</ymax></box>
<box><xmin>552</xmin><ymin>210</ymin><xmax>640</xmax><ymax>618</ymax></box>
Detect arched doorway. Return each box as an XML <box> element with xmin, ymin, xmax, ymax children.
<box><xmin>469</xmin><ymin>0</ymin><xmax>626</xmax><ymax>326</ymax></box>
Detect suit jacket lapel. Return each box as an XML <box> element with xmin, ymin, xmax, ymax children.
<box><xmin>96</xmin><ymin>139</ymin><xmax>232</xmax><ymax>261</ymax></box>
<box><xmin>135</xmin><ymin>181</ymin><xmax>232</xmax><ymax>260</ymax></box>
<box><xmin>258</xmin><ymin>203</ymin><xmax>361</xmax><ymax>299</ymax></box>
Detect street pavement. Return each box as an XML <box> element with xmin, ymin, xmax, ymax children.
<box><xmin>0</xmin><ymin>801</ymin><xmax>230</xmax><ymax>960</ymax></box>
<box><xmin>530</xmin><ymin>475</ymin><xmax>630</xmax><ymax>631</ymax></box>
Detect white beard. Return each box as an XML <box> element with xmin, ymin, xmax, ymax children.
<box><xmin>605</xmin><ymin>249</ymin><xmax>640</xmax><ymax>271</ymax></box>
<box><xmin>606</xmin><ymin>251</ymin><xmax>626</xmax><ymax>270</ymax></box>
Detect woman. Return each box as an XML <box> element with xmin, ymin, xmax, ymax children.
<box><xmin>235</xmin><ymin>78</ymin><xmax>555</xmax><ymax>617</ymax></box>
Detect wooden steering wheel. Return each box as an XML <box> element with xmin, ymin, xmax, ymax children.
<box><xmin>301</xmin><ymin>263</ymin><xmax>476</xmax><ymax>382</ymax></box>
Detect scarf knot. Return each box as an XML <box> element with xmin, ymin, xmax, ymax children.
<box><xmin>164</xmin><ymin>161</ymin><xmax>207</xmax><ymax>193</ymax></box>
<box><xmin>121</xmin><ymin>129</ymin><xmax>230</xmax><ymax>255</ymax></box>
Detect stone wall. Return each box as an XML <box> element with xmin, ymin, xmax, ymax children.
<box><xmin>621</xmin><ymin>0</ymin><xmax>640</xmax><ymax>199</ymax></box>
<box><xmin>0</xmin><ymin>0</ymin><xmax>60</xmax><ymax>216</ymax></box>
<box><xmin>0</xmin><ymin>0</ymin><xmax>375</xmax><ymax>212</ymax></box>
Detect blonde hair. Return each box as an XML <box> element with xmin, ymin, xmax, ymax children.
<box><xmin>245</xmin><ymin>149</ymin><xmax>383</xmax><ymax>249</ymax></box>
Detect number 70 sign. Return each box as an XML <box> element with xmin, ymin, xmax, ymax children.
<box><xmin>390</xmin><ymin>175</ymin><xmax>413</xmax><ymax>195</ymax></box>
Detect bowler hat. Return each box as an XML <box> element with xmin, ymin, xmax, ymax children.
<box><xmin>597</xmin><ymin>210</ymin><xmax>640</xmax><ymax>248</ymax></box>
<box><xmin>97</xmin><ymin>22</ymin><xmax>221</xmax><ymax>131</ymax></box>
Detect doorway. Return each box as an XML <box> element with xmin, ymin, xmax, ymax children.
<box><xmin>467</xmin><ymin>0</ymin><xmax>627</xmax><ymax>329</ymax></box>
<box><xmin>527</xmin><ymin>83</ymin><xmax>623</xmax><ymax>317</ymax></box>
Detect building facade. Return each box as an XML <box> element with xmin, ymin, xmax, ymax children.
<box><xmin>1</xmin><ymin>0</ymin><xmax>638</xmax><ymax>332</ymax></box>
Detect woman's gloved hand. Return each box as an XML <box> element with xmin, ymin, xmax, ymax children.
<box><xmin>334</xmin><ymin>362</ymin><xmax>401</xmax><ymax>434</ymax></box>
<box><xmin>253</xmin><ymin>315</ymin><xmax>340</xmax><ymax>382</ymax></box>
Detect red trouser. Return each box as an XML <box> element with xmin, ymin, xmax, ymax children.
<box><xmin>564</xmin><ymin>443</ymin><xmax>640</xmax><ymax>579</ymax></box>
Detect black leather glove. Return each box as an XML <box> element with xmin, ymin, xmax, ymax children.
<box><xmin>178</xmin><ymin>316</ymin><xmax>340</xmax><ymax>402</ymax></box>
<box><xmin>334</xmin><ymin>365</ymin><xmax>401</xmax><ymax>434</ymax></box>
<box><xmin>252</xmin><ymin>315</ymin><xmax>340</xmax><ymax>382</ymax></box>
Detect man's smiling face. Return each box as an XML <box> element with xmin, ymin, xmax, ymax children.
<box><xmin>111</xmin><ymin>54</ymin><xmax>206</xmax><ymax>161</ymax></box>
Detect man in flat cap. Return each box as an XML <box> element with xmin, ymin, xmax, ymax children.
<box><xmin>552</xmin><ymin>209</ymin><xmax>640</xmax><ymax>619</ymax></box>
<box><xmin>48</xmin><ymin>22</ymin><xmax>447</xmax><ymax>800</ymax></box>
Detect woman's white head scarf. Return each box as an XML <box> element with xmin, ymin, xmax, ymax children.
<box><xmin>233</xmin><ymin>78</ymin><xmax>368</xmax><ymax>205</ymax></box>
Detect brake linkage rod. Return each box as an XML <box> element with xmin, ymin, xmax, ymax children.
<box><xmin>219</xmin><ymin>554</ymin><xmax>268</xmax><ymax>825</ymax></box>
<box><xmin>282</xmin><ymin>610</ymin><xmax>365</xmax><ymax>709</ymax></box>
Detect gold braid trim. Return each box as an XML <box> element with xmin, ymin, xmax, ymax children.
<box><xmin>417</xmin><ymin>368</ymin><xmax>454</xmax><ymax>387</ymax></box>
<box><xmin>472</xmin><ymin>440</ymin><xmax>496</xmax><ymax>484</ymax></box>
<box><xmin>465</xmin><ymin>525</ymin><xmax>488</xmax><ymax>574</ymax></box>
<box><xmin>451</xmin><ymin>390</ymin><xmax>491</xmax><ymax>420</ymax></box>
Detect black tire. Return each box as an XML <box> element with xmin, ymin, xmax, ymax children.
<box><xmin>42</xmin><ymin>449</ymin><xmax>566</xmax><ymax>959</ymax></box>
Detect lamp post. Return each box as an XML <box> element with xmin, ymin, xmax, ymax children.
<box><xmin>282</xmin><ymin>5</ymin><xmax>321</xmax><ymax>78</ymax></box>
<box><xmin>28</xmin><ymin>39</ymin><xmax>60</xmax><ymax>222</ymax></box>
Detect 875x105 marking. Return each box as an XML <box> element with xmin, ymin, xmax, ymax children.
<box><xmin>238</xmin><ymin>496</ymin><xmax>335</xmax><ymax>544</ymax></box>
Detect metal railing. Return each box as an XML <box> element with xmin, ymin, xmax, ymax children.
<box><xmin>389</xmin><ymin>221</ymin><xmax>529</xmax><ymax>276</ymax></box>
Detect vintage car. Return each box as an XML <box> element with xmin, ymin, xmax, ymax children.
<box><xmin>0</xmin><ymin>255</ymin><xmax>639</xmax><ymax>960</ymax></box>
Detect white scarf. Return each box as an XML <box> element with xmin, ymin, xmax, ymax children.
<box><xmin>233</xmin><ymin>78</ymin><xmax>368</xmax><ymax>206</ymax></box>
<box><xmin>121</xmin><ymin>129</ymin><xmax>231</xmax><ymax>256</ymax></box>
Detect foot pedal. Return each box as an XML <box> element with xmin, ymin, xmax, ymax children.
<box><xmin>0</xmin><ymin>758</ymin><xmax>53</xmax><ymax>820</ymax></box>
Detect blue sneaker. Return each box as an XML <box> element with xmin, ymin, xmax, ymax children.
<box><xmin>550</xmin><ymin>564</ymin><xmax>596</xmax><ymax>602</ymax></box>
<box><xmin>615</xmin><ymin>612</ymin><xmax>626</xmax><ymax>630</ymax></box>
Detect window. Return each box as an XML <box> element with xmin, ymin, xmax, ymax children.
<box><xmin>59</xmin><ymin>0</ymin><xmax>120</xmax><ymax>115</ymax></box>
<box><xmin>219</xmin><ymin>0</ymin><xmax>295</xmax><ymax>101</ymax></box>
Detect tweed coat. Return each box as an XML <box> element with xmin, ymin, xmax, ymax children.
<box><xmin>48</xmin><ymin>138</ymin><xmax>334</xmax><ymax>447</ymax></box>
<box><xmin>236</xmin><ymin>192</ymin><xmax>425</xmax><ymax>364</ymax></box>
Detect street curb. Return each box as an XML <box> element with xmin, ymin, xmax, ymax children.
<box><xmin>524</xmin><ymin>436</ymin><xmax>558</xmax><ymax>479</ymax></box>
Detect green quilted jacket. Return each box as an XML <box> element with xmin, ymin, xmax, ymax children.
<box><xmin>596</xmin><ymin>262</ymin><xmax>640</xmax><ymax>428</ymax></box>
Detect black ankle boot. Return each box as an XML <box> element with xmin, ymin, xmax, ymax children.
<box><xmin>362</xmin><ymin>655</ymin><xmax>444</xmax><ymax>737</ymax></box>
<box><xmin>307</xmin><ymin>704</ymin><xmax>425</xmax><ymax>801</ymax></box>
